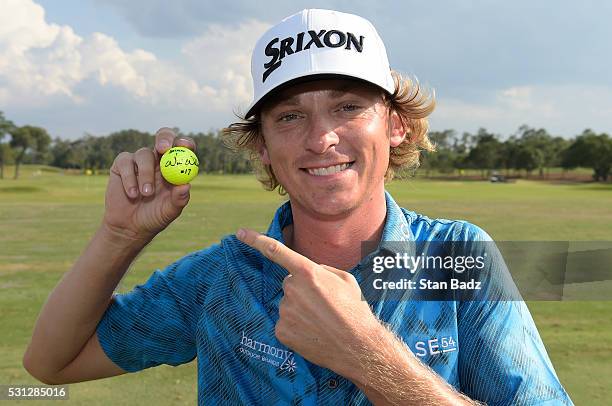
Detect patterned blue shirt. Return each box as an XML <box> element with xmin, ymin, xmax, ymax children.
<box><xmin>96</xmin><ymin>191</ymin><xmax>573</xmax><ymax>405</ymax></box>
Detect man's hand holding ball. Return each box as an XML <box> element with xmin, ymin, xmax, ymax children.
<box><xmin>102</xmin><ymin>128</ymin><xmax>198</xmax><ymax>243</ymax></box>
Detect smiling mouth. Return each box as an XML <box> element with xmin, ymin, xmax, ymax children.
<box><xmin>302</xmin><ymin>161</ymin><xmax>355</xmax><ymax>176</ymax></box>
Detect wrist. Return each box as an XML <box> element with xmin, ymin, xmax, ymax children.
<box><xmin>98</xmin><ymin>222</ymin><xmax>153</xmax><ymax>251</ymax></box>
<box><xmin>336</xmin><ymin>319</ymin><xmax>393</xmax><ymax>384</ymax></box>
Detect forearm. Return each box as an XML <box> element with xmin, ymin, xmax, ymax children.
<box><xmin>344</xmin><ymin>324</ymin><xmax>479</xmax><ymax>406</ymax></box>
<box><xmin>23</xmin><ymin>224</ymin><xmax>151</xmax><ymax>376</ymax></box>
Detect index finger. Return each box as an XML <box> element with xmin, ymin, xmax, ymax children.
<box><xmin>155</xmin><ymin>127</ymin><xmax>177</xmax><ymax>155</ymax></box>
<box><xmin>236</xmin><ymin>228</ymin><xmax>316</xmax><ymax>276</ymax></box>
<box><xmin>154</xmin><ymin>128</ymin><xmax>197</xmax><ymax>155</ymax></box>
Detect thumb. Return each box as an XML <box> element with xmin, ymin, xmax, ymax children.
<box><xmin>170</xmin><ymin>183</ymin><xmax>191</xmax><ymax>209</ymax></box>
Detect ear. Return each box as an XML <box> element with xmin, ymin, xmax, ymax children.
<box><xmin>389</xmin><ymin>110</ymin><xmax>407</xmax><ymax>147</ymax></box>
<box><xmin>258</xmin><ymin>140</ymin><xmax>271</xmax><ymax>165</ymax></box>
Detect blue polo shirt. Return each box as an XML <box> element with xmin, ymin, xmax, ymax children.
<box><xmin>96</xmin><ymin>191</ymin><xmax>573</xmax><ymax>405</ymax></box>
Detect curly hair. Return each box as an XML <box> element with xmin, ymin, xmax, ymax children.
<box><xmin>222</xmin><ymin>70</ymin><xmax>436</xmax><ymax>194</ymax></box>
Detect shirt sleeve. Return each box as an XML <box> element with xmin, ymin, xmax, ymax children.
<box><xmin>96</xmin><ymin>243</ymin><xmax>223</xmax><ymax>373</ymax></box>
<box><xmin>456</xmin><ymin>224</ymin><xmax>574</xmax><ymax>405</ymax></box>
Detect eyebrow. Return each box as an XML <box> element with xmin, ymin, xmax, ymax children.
<box><xmin>329</xmin><ymin>83</ymin><xmax>353</xmax><ymax>98</ymax></box>
<box><xmin>270</xmin><ymin>83</ymin><xmax>354</xmax><ymax>108</ymax></box>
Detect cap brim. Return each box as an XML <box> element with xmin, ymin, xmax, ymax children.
<box><xmin>245</xmin><ymin>73</ymin><xmax>393</xmax><ymax>119</ymax></box>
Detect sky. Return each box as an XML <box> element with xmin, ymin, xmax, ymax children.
<box><xmin>1</xmin><ymin>0</ymin><xmax>611</xmax><ymax>140</ymax></box>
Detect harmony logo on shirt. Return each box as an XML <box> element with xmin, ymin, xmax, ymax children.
<box><xmin>238</xmin><ymin>330</ymin><xmax>297</xmax><ymax>372</ymax></box>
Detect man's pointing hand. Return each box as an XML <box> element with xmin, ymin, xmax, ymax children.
<box><xmin>236</xmin><ymin>228</ymin><xmax>383</xmax><ymax>377</ymax></box>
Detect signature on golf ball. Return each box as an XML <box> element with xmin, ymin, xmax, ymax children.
<box><xmin>163</xmin><ymin>154</ymin><xmax>199</xmax><ymax>167</ymax></box>
<box><xmin>160</xmin><ymin>147</ymin><xmax>200</xmax><ymax>185</ymax></box>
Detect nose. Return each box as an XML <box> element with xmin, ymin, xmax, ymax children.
<box><xmin>304</xmin><ymin>115</ymin><xmax>340</xmax><ymax>154</ymax></box>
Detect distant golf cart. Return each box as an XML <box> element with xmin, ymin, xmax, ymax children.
<box><xmin>490</xmin><ymin>172</ymin><xmax>508</xmax><ymax>183</ymax></box>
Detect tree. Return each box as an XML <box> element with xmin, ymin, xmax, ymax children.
<box><xmin>513</xmin><ymin>125</ymin><xmax>555</xmax><ymax>177</ymax></box>
<box><xmin>0</xmin><ymin>111</ymin><xmax>16</xmax><ymax>179</ymax></box>
<box><xmin>82</xmin><ymin>134</ymin><xmax>114</xmax><ymax>170</ymax></box>
<box><xmin>9</xmin><ymin>125</ymin><xmax>51</xmax><ymax>179</ymax></box>
<box><xmin>50</xmin><ymin>137</ymin><xmax>82</xmax><ymax>168</ymax></box>
<box><xmin>547</xmin><ymin>136</ymin><xmax>571</xmax><ymax>175</ymax></box>
<box><xmin>562</xmin><ymin>130</ymin><xmax>612</xmax><ymax>181</ymax></box>
<box><xmin>107</xmin><ymin>129</ymin><xmax>154</xmax><ymax>154</ymax></box>
<box><xmin>421</xmin><ymin>130</ymin><xmax>458</xmax><ymax>176</ymax></box>
<box><xmin>31</xmin><ymin>128</ymin><xmax>51</xmax><ymax>164</ymax></box>
<box><xmin>191</xmin><ymin>130</ymin><xmax>251</xmax><ymax>174</ymax></box>
<box><xmin>464</xmin><ymin>128</ymin><xmax>503</xmax><ymax>177</ymax></box>
<box><xmin>513</xmin><ymin>144</ymin><xmax>539</xmax><ymax>176</ymax></box>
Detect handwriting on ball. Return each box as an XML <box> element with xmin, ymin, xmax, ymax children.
<box><xmin>164</xmin><ymin>155</ymin><xmax>199</xmax><ymax>167</ymax></box>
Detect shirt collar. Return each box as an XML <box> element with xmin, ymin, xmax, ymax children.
<box><xmin>380</xmin><ymin>190</ymin><xmax>414</xmax><ymax>244</ymax></box>
<box><xmin>261</xmin><ymin>191</ymin><xmax>414</xmax><ymax>304</ymax></box>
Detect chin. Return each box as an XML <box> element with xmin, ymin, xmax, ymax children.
<box><xmin>294</xmin><ymin>188</ymin><xmax>362</xmax><ymax>218</ymax></box>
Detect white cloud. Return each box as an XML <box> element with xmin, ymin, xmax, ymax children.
<box><xmin>2</xmin><ymin>1</ymin><xmax>611</xmax><ymax>139</ymax></box>
<box><xmin>0</xmin><ymin>0</ymin><xmax>58</xmax><ymax>53</ymax></box>
<box><xmin>0</xmin><ymin>0</ymin><xmax>155</xmax><ymax>105</ymax></box>
<box><xmin>433</xmin><ymin>84</ymin><xmax>612</xmax><ymax>136</ymax></box>
<box><xmin>0</xmin><ymin>0</ymin><xmax>83</xmax><ymax>104</ymax></box>
<box><xmin>0</xmin><ymin>0</ymin><xmax>269</xmax><ymax>115</ymax></box>
<box><xmin>181</xmin><ymin>19</ymin><xmax>270</xmax><ymax>111</ymax></box>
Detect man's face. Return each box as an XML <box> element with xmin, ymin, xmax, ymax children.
<box><xmin>259</xmin><ymin>78</ymin><xmax>406</xmax><ymax>218</ymax></box>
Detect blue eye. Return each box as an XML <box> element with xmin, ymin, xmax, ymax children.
<box><xmin>342</xmin><ymin>104</ymin><xmax>360</xmax><ymax>112</ymax></box>
<box><xmin>279</xmin><ymin>113</ymin><xmax>299</xmax><ymax>122</ymax></box>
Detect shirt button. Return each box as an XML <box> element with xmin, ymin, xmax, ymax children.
<box><xmin>327</xmin><ymin>378</ymin><xmax>338</xmax><ymax>389</ymax></box>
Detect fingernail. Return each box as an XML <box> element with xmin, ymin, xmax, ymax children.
<box><xmin>236</xmin><ymin>229</ymin><xmax>246</xmax><ymax>239</ymax></box>
<box><xmin>158</xmin><ymin>140</ymin><xmax>170</xmax><ymax>150</ymax></box>
<box><xmin>128</xmin><ymin>187</ymin><xmax>138</xmax><ymax>198</ymax></box>
<box><xmin>143</xmin><ymin>183</ymin><xmax>152</xmax><ymax>195</ymax></box>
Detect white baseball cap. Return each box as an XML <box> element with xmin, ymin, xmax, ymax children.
<box><xmin>245</xmin><ymin>9</ymin><xmax>395</xmax><ymax>118</ymax></box>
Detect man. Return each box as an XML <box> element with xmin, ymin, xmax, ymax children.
<box><xmin>24</xmin><ymin>9</ymin><xmax>573</xmax><ymax>405</ymax></box>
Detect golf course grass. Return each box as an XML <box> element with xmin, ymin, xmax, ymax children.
<box><xmin>1</xmin><ymin>165</ymin><xmax>610</xmax><ymax>405</ymax></box>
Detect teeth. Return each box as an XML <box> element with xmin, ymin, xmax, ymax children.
<box><xmin>307</xmin><ymin>163</ymin><xmax>351</xmax><ymax>176</ymax></box>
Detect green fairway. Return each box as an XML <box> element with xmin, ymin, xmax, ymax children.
<box><xmin>1</xmin><ymin>166</ymin><xmax>611</xmax><ymax>405</ymax></box>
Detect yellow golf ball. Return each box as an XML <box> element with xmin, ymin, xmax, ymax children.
<box><xmin>160</xmin><ymin>147</ymin><xmax>199</xmax><ymax>185</ymax></box>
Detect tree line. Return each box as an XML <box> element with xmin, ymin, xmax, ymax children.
<box><xmin>1</xmin><ymin>111</ymin><xmax>611</xmax><ymax>181</ymax></box>
<box><xmin>0</xmin><ymin>112</ymin><xmax>252</xmax><ymax>179</ymax></box>
<box><xmin>422</xmin><ymin>126</ymin><xmax>611</xmax><ymax>181</ymax></box>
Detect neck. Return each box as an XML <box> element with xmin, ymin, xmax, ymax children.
<box><xmin>283</xmin><ymin>189</ymin><xmax>387</xmax><ymax>271</ymax></box>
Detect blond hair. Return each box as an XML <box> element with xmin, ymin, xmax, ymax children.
<box><xmin>222</xmin><ymin>70</ymin><xmax>435</xmax><ymax>194</ymax></box>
